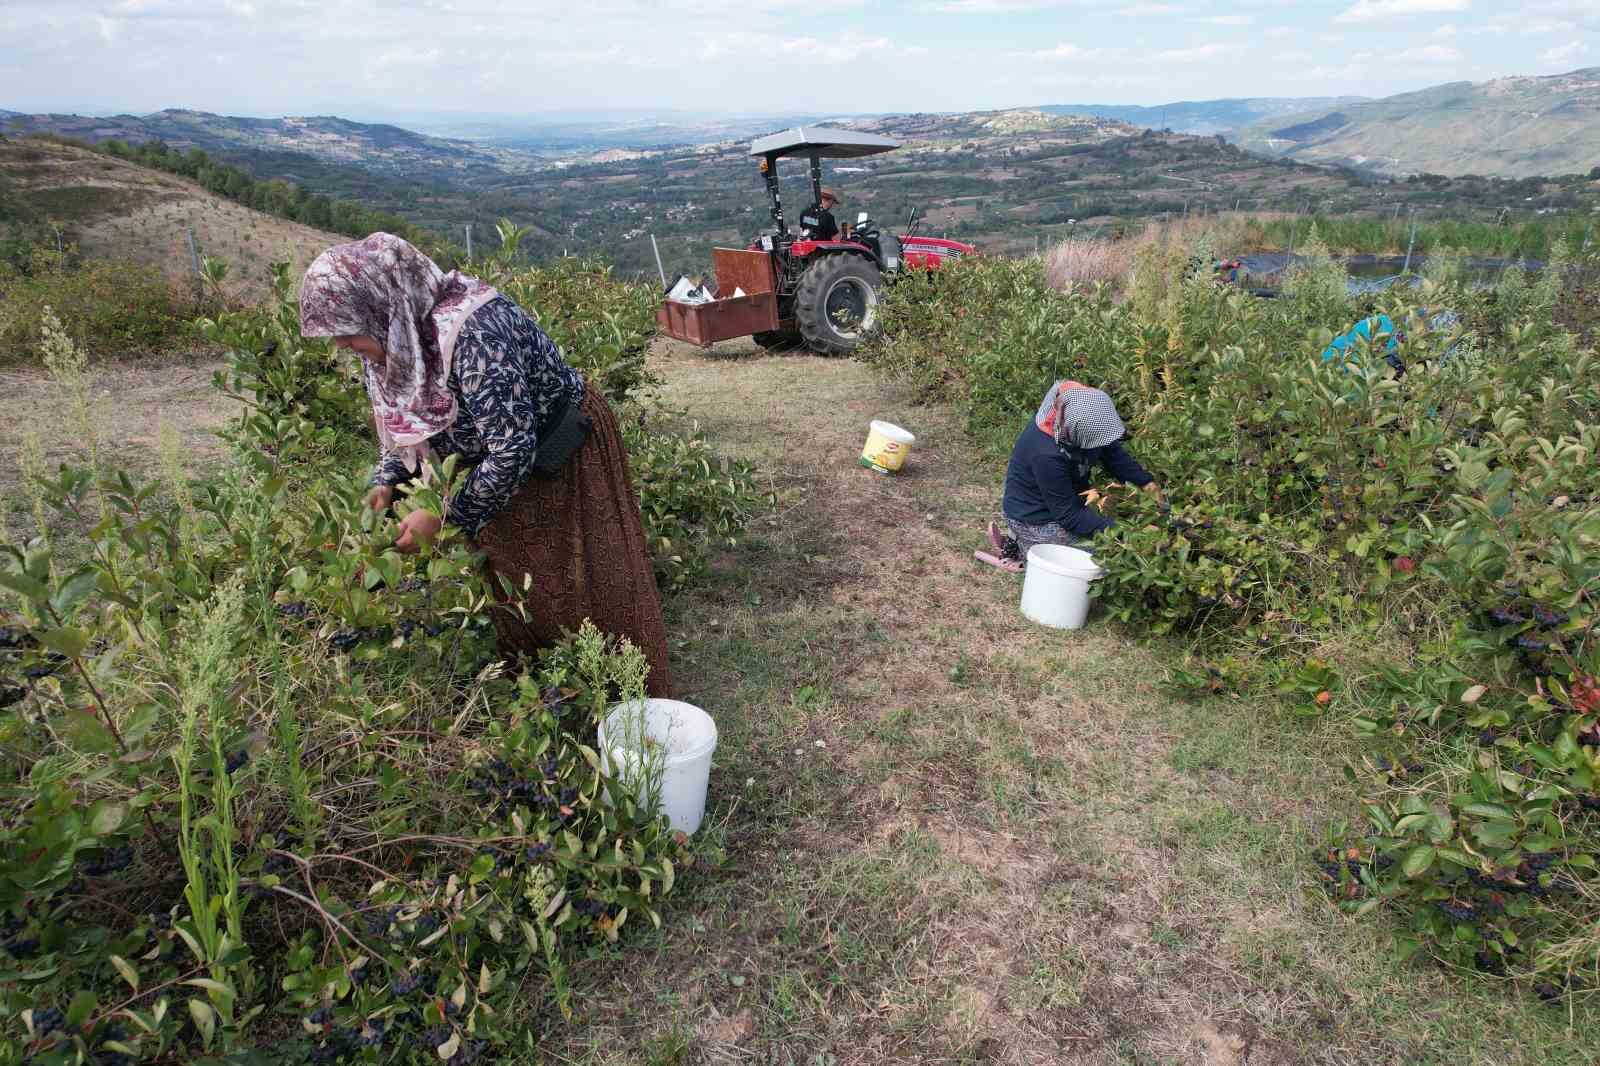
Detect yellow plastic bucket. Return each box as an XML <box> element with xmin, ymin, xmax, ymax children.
<box><xmin>860</xmin><ymin>420</ymin><xmax>915</xmax><ymax>474</ymax></box>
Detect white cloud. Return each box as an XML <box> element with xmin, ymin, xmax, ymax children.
<box><xmin>1394</xmin><ymin>44</ymin><xmax>1463</xmax><ymax>62</ymax></box>
<box><xmin>1434</xmin><ymin>22</ymin><xmax>1457</xmax><ymax>35</ymax></box>
<box><xmin>1337</xmin><ymin>0</ymin><xmax>1469</xmax><ymax>22</ymax></box>
<box><xmin>1205</xmin><ymin>14</ymin><xmax>1252</xmax><ymax>25</ymax></box>
<box><xmin>1151</xmin><ymin>42</ymin><xmax>1230</xmax><ymax>62</ymax></box>
<box><xmin>1264</xmin><ymin>25</ymin><xmax>1294</xmax><ymax>38</ymax></box>
<box><xmin>932</xmin><ymin>0</ymin><xmax>1070</xmax><ymax>10</ymax></box>
<box><xmin>1541</xmin><ymin>41</ymin><xmax>1585</xmax><ymax>65</ymax></box>
<box><xmin>1117</xmin><ymin>3</ymin><xmax>1183</xmax><ymax>14</ymax></box>
<box><xmin>1015</xmin><ymin>42</ymin><xmax>1104</xmax><ymax>61</ymax></box>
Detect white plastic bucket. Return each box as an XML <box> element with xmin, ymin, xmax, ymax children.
<box><xmin>598</xmin><ymin>699</ymin><xmax>718</xmax><ymax>835</ymax></box>
<box><xmin>860</xmin><ymin>420</ymin><xmax>915</xmax><ymax>473</ymax></box>
<box><xmin>1020</xmin><ymin>544</ymin><xmax>1105</xmax><ymax>630</ymax></box>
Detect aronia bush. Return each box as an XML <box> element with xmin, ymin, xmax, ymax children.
<box><xmin>0</xmin><ymin>256</ymin><xmax>765</xmax><ymax>1063</ymax></box>
<box><xmin>867</xmin><ymin>245</ymin><xmax>1599</xmax><ymax>997</ymax></box>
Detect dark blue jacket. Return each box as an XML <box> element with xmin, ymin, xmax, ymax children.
<box><xmin>1002</xmin><ymin>425</ymin><xmax>1153</xmax><ymax>537</ymax></box>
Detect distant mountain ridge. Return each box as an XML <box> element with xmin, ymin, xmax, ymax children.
<box><xmin>1234</xmin><ymin>68</ymin><xmax>1600</xmax><ymax>178</ymax></box>
<box><xmin>0</xmin><ymin>108</ymin><xmax>538</xmax><ymax>177</ymax></box>
<box><xmin>1039</xmin><ymin>97</ymin><xmax>1369</xmax><ymax>135</ymax></box>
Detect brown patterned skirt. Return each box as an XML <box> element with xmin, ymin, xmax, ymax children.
<box><xmin>474</xmin><ymin>386</ymin><xmax>674</xmax><ymax>697</ymax></box>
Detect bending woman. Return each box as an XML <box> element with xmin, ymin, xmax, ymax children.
<box><xmin>299</xmin><ymin>233</ymin><xmax>673</xmax><ymax>696</ymax></box>
<box><xmin>981</xmin><ymin>380</ymin><xmax>1162</xmax><ymax>571</ymax></box>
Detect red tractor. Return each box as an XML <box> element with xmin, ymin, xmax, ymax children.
<box><xmin>657</xmin><ymin>127</ymin><xmax>976</xmax><ymax>355</ymax></box>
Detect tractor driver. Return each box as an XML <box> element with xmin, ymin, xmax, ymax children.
<box><xmin>799</xmin><ymin>187</ymin><xmax>842</xmax><ymax>241</ymax></box>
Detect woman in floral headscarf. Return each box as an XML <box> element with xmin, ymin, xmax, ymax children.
<box><xmin>299</xmin><ymin>233</ymin><xmax>672</xmax><ymax>695</ymax></box>
<box><xmin>977</xmin><ymin>380</ymin><xmax>1163</xmax><ymax>571</ymax></box>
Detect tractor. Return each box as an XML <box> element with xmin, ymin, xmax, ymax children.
<box><xmin>656</xmin><ymin>126</ymin><xmax>976</xmax><ymax>355</ymax></box>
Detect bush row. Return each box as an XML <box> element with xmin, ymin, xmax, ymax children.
<box><xmin>866</xmin><ymin>232</ymin><xmax>1599</xmax><ymax>997</ymax></box>
<box><xmin>0</xmin><ymin>256</ymin><xmax>762</xmax><ymax>1062</ymax></box>
<box><xmin>0</xmin><ymin>241</ymin><xmax>199</xmax><ymax>365</ymax></box>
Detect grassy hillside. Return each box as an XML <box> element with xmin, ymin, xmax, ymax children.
<box><xmin>0</xmin><ymin>108</ymin><xmax>538</xmax><ymax>179</ymax></box>
<box><xmin>1043</xmin><ymin>95</ymin><xmax>1368</xmax><ymax>135</ymax></box>
<box><xmin>1236</xmin><ymin>67</ymin><xmax>1600</xmax><ymax>178</ymax></box>
<box><xmin>0</xmin><ymin>137</ymin><xmax>344</xmax><ymax>301</ymax></box>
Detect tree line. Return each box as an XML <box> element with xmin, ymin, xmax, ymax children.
<box><xmin>89</xmin><ymin>137</ymin><xmax>462</xmax><ymax>259</ymax></box>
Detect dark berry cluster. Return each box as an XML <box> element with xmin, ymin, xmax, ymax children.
<box><xmin>81</xmin><ymin>845</ymin><xmax>134</xmax><ymax>876</ymax></box>
<box><xmin>327</xmin><ymin>628</ymin><xmax>372</xmax><ymax>653</ymax></box>
<box><xmin>466</xmin><ymin>758</ymin><xmax>555</xmax><ymax>818</ymax></box>
<box><xmin>32</xmin><ymin>1006</ymin><xmax>65</xmax><ymax>1035</ymax></box>
<box><xmin>225</xmin><ymin>749</ymin><xmax>250</xmax><ymax>774</ymax></box>
<box><xmin>262</xmin><ymin>853</ymin><xmax>295</xmax><ymax>878</ymax></box>
<box><xmin>0</xmin><ymin>626</ymin><xmax>35</xmax><ymax>649</ymax></box>
<box><xmin>6</xmin><ymin>936</ymin><xmax>39</xmax><ymax>959</ymax></box>
<box><xmin>390</xmin><ymin>972</ymin><xmax>423</xmax><ymax>997</ymax></box>
<box><xmin>308</xmin><ymin>1027</ymin><xmax>359</xmax><ymax>1064</ymax></box>
<box><xmin>276</xmin><ymin>601</ymin><xmax>312</xmax><ymax>620</ymax></box>
<box><xmin>364</xmin><ymin>906</ymin><xmax>399</xmax><ymax>937</ymax></box>
<box><xmin>0</xmin><ymin>686</ymin><xmax>24</xmax><ymax>708</ymax></box>
<box><xmin>475</xmin><ymin>847</ymin><xmax>514</xmax><ymax>875</ymax></box>
<box><xmin>1435</xmin><ymin>900</ymin><xmax>1476</xmax><ymax>922</ymax></box>
<box><xmin>25</xmin><ymin>655</ymin><xmax>65</xmax><ymax>680</ymax></box>
<box><xmin>1487</xmin><ymin>607</ymin><xmax>1526</xmax><ymax>627</ymax></box>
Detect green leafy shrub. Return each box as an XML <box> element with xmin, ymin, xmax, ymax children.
<box><xmin>0</xmin><ymin>242</ymin><xmax>197</xmax><ymax>364</ymax></box>
<box><xmin>866</xmin><ymin>244</ymin><xmax>1600</xmax><ymax>996</ymax></box>
<box><xmin>0</xmin><ymin>255</ymin><xmax>757</xmax><ymax>1061</ymax></box>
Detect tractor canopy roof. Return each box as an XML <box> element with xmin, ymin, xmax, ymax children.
<box><xmin>749</xmin><ymin>126</ymin><xmax>899</xmax><ymax>160</ymax></box>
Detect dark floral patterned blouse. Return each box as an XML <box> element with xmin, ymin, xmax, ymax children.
<box><xmin>372</xmin><ymin>296</ymin><xmax>584</xmax><ymax>537</ymax></box>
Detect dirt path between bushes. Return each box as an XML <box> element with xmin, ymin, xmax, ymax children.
<box><xmin>536</xmin><ymin>340</ymin><xmax>1593</xmax><ymax>1066</ymax></box>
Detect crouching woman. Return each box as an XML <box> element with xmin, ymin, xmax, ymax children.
<box><xmin>299</xmin><ymin>232</ymin><xmax>673</xmax><ymax>696</ymax></box>
<box><xmin>983</xmin><ymin>381</ymin><xmax>1162</xmax><ymax>570</ymax></box>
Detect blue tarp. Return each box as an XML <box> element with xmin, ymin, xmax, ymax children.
<box><xmin>1322</xmin><ymin>314</ymin><xmax>1400</xmax><ymax>368</ymax></box>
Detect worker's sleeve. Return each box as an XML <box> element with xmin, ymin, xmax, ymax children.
<box><xmin>1098</xmin><ymin>442</ymin><xmax>1154</xmax><ymax>489</ymax></box>
<box><xmin>1029</xmin><ymin>449</ymin><xmax>1113</xmax><ymax>538</ymax></box>
<box><xmin>445</xmin><ymin>342</ymin><xmax>540</xmax><ymax>539</ymax></box>
<box><xmin>371</xmin><ymin>447</ymin><xmax>413</xmax><ymax>489</ymax></box>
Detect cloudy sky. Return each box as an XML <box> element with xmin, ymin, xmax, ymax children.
<box><xmin>1</xmin><ymin>0</ymin><xmax>1596</xmax><ymax>121</ymax></box>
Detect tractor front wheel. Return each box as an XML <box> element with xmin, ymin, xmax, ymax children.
<box><xmin>794</xmin><ymin>254</ymin><xmax>881</xmax><ymax>355</ymax></box>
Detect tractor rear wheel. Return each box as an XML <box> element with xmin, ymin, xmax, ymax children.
<box><xmin>794</xmin><ymin>254</ymin><xmax>881</xmax><ymax>355</ymax></box>
<box><xmin>752</xmin><ymin>329</ymin><xmax>802</xmax><ymax>351</ymax></box>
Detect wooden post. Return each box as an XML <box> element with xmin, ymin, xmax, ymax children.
<box><xmin>185</xmin><ymin>227</ymin><xmax>202</xmax><ymax>280</ymax></box>
<box><xmin>650</xmin><ymin>234</ymin><xmax>668</xmax><ymax>291</ymax></box>
<box><xmin>465</xmin><ymin>223</ymin><xmax>472</xmax><ymax>260</ymax></box>
<box><xmin>1402</xmin><ymin>210</ymin><xmax>1418</xmax><ymax>274</ymax></box>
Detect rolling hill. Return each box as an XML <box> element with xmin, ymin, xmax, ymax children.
<box><xmin>0</xmin><ymin>109</ymin><xmax>539</xmax><ymax>179</ymax></box>
<box><xmin>0</xmin><ymin>137</ymin><xmax>343</xmax><ymax>300</ymax></box>
<box><xmin>1041</xmin><ymin>97</ymin><xmax>1367</xmax><ymax>136</ymax></box>
<box><xmin>1234</xmin><ymin>67</ymin><xmax>1600</xmax><ymax>178</ymax></box>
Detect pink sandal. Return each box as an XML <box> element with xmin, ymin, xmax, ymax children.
<box><xmin>974</xmin><ymin>549</ymin><xmax>1024</xmax><ymax>573</ymax></box>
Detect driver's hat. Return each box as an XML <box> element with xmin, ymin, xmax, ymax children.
<box><xmin>820</xmin><ymin>187</ymin><xmax>840</xmax><ymax>204</ymax></box>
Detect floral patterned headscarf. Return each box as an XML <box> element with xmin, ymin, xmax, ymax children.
<box><xmin>299</xmin><ymin>233</ymin><xmax>494</xmax><ymax>473</ymax></box>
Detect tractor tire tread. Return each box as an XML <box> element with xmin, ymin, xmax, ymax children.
<box><xmin>794</xmin><ymin>253</ymin><xmax>881</xmax><ymax>356</ymax></box>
